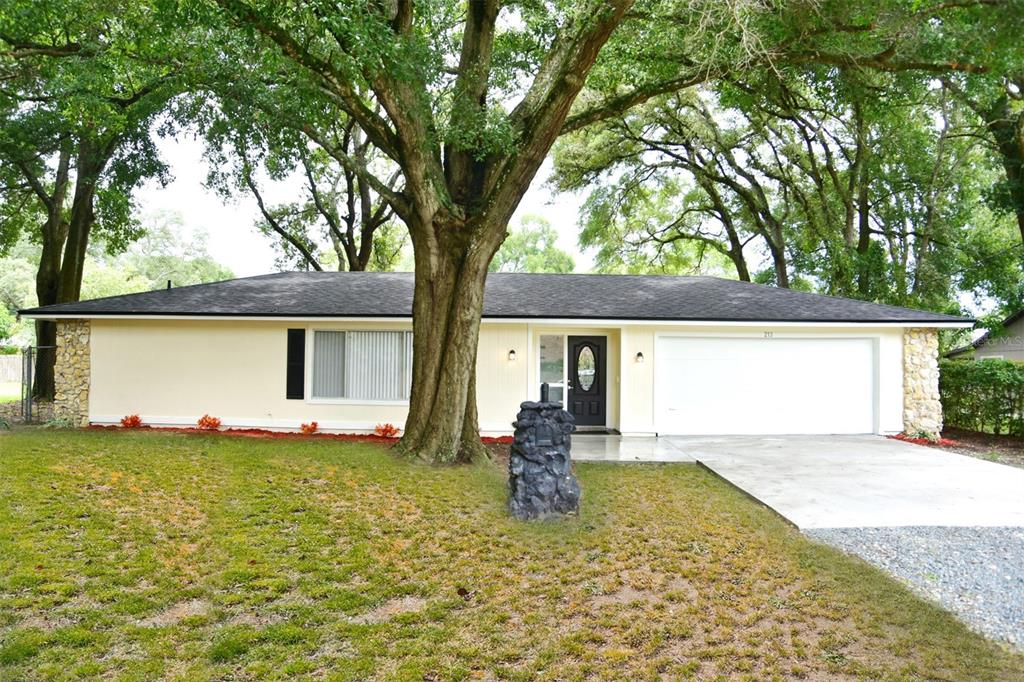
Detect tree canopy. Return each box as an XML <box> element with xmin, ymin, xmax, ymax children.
<box><xmin>3</xmin><ymin>0</ymin><xmax>1024</xmax><ymax>459</ymax></box>
<box><xmin>0</xmin><ymin>0</ymin><xmax>186</xmax><ymax>395</ymax></box>
<box><xmin>490</xmin><ymin>216</ymin><xmax>574</xmax><ymax>273</ymax></box>
<box><xmin>554</xmin><ymin>71</ymin><xmax>1023</xmax><ymax>318</ymax></box>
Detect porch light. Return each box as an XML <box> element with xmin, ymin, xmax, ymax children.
<box><xmin>635</xmin><ymin>351</ymin><xmax>645</xmax><ymax>363</ymax></box>
<box><xmin>508</xmin><ymin>349</ymin><xmax>517</xmax><ymax>362</ymax></box>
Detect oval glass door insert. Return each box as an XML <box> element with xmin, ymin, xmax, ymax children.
<box><xmin>577</xmin><ymin>346</ymin><xmax>596</xmax><ymax>391</ymax></box>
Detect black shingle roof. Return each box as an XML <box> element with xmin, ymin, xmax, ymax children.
<box><xmin>19</xmin><ymin>271</ymin><xmax>971</xmax><ymax>324</ymax></box>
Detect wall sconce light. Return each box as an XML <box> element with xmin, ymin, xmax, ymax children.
<box><xmin>635</xmin><ymin>351</ymin><xmax>645</xmax><ymax>363</ymax></box>
<box><xmin>508</xmin><ymin>349</ymin><xmax>517</xmax><ymax>362</ymax></box>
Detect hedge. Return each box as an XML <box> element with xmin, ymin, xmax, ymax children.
<box><xmin>939</xmin><ymin>359</ymin><xmax>1024</xmax><ymax>436</ymax></box>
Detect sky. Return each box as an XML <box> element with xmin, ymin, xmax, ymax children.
<box><xmin>139</xmin><ymin>132</ymin><xmax>594</xmax><ymax>277</ymax></box>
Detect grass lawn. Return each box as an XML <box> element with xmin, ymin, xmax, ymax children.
<box><xmin>0</xmin><ymin>381</ymin><xmax>20</xmax><ymax>404</ymax></box>
<box><xmin>1</xmin><ymin>430</ymin><xmax>1021</xmax><ymax>681</ymax></box>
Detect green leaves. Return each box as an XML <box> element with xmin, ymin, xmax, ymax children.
<box><xmin>939</xmin><ymin>358</ymin><xmax>1024</xmax><ymax>436</ymax></box>
<box><xmin>489</xmin><ymin>215</ymin><xmax>574</xmax><ymax>273</ymax></box>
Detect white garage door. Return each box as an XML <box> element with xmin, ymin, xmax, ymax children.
<box><xmin>654</xmin><ymin>336</ymin><xmax>875</xmax><ymax>435</ymax></box>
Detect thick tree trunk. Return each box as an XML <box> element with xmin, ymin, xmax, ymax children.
<box><xmin>855</xmin><ymin>177</ymin><xmax>872</xmax><ymax>297</ymax></box>
<box><xmin>729</xmin><ymin>249</ymin><xmax>751</xmax><ymax>282</ymax></box>
<box><xmin>983</xmin><ymin>98</ymin><xmax>1024</xmax><ymax>243</ymax></box>
<box><xmin>30</xmin><ymin>147</ymin><xmax>72</xmax><ymax>401</ymax></box>
<box><xmin>32</xmin><ymin>244</ymin><xmax>61</xmax><ymax>399</ymax></box>
<box><xmin>395</xmin><ymin>216</ymin><xmax>505</xmax><ymax>463</ymax></box>
<box><xmin>32</xmin><ymin>139</ymin><xmax>105</xmax><ymax>398</ymax></box>
<box><xmin>59</xmin><ymin>140</ymin><xmax>103</xmax><ymax>302</ymax></box>
<box><xmin>767</xmin><ymin>233</ymin><xmax>790</xmax><ymax>288</ymax></box>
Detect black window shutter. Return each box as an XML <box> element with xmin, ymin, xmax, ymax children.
<box><xmin>286</xmin><ymin>329</ymin><xmax>305</xmax><ymax>399</ymax></box>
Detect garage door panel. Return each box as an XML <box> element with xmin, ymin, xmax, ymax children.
<box><xmin>655</xmin><ymin>337</ymin><xmax>874</xmax><ymax>435</ymax></box>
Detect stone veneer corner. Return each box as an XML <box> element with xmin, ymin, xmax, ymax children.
<box><xmin>902</xmin><ymin>328</ymin><xmax>942</xmax><ymax>439</ymax></box>
<box><xmin>53</xmin><ymin>319</ymin><xmax>91</xmax><ymax>427</ymax></box>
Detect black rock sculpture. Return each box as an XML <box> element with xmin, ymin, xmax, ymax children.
<box><xmin>508</xmin><ymin>400</ymin><xmax>581</xmax><ymax>520</ymax></box>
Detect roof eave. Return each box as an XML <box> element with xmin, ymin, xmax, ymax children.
<box><xmin>18</xmin><ymin>310</ymin><xmax>975</xmax><ymax>328</ymax></box>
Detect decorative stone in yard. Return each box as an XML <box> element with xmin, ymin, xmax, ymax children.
<box><xmin>508</xmin><ymin>400</ymin><xmax>581</xmax><ymax>520</ymax></box>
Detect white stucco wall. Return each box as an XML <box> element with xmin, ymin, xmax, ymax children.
<box><xmin>89</xmin><ymin>319</ymin><xmax>529</xmax><ymax>434</ymax></box>
<box><xmin>88</xmin><ymin>318</ymin><xmax>907</xmax><ymax>436</ymax></box>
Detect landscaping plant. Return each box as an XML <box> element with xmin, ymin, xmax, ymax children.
<box><xmin>196</xmin><ymin>414</ymin><xmax>222</xmax><ymax>430</ymax></box>
<box><xmin>374</xmin><ymin>423</ymin><xmax>399</xmax><ymax>438</ymax></box>
<box><xmin>939</xmin><ymin>359</ymin><xmax>1024</xmax><ymax>436</ymax></box>
<box><xmin>120</xmin><ymin>414</ymin><xmax>144</xmax><ymax>428</ymax></box>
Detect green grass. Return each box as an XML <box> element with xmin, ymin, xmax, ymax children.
<box><xmin>0</xmin><ymin>381</ymin><xmax>19</xmax><ymax>404</ymax></box>
<box><xmin>0</xmin><ymin>429</ymin><xmax>1021</xmax><ymax>681</ymax></box>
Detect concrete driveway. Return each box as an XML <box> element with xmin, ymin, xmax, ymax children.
<box><xmin>671</xmin><ymin>435</ymin><xmax>1024</xmax><ymax>529</ymax></box>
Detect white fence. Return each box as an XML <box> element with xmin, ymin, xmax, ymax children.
<box><xmin>0</xmin><ymin>355</ymin><xmax>20</xmax><ymax>383</ymax></box>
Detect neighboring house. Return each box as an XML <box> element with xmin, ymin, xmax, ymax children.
<box><xmin>946</xmin><ymin>310</ymin><xmax>1024</xmax><ymax>361</ymax></box>
<box><xmin>20</xmin><ymin>272</ymin><xmax>972</xmax><ymax>438</ymax></box>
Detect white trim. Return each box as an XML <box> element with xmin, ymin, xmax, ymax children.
<box><xmin>88</xmin><ymin>414</ymin><xmax>513</xmax><ymax>437</ymax></box>
<box><xmin>24</xmin><ymin>313</ymin><xmax>973</xmax><ymax>328</ymax></box>
<box><xmin>306</xmin><ymin>398</ymin><xmax>408</xmax><ymax>406</ymax></box>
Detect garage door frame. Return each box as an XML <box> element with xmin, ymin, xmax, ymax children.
<box><xmin>652</xmin><ymin>332</ymin><xmax>881</xmax><ymax>436</ymax></box>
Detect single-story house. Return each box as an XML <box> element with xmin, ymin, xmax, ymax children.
<box><xmin>946</xmin><ymin>309</ymin><xmax>1024</xmax><ymax>361</ymax></box>
<box><xmin>20</xmin><ymin>272</ymin><xmax>972</xmax><ymax>438</ymax></box>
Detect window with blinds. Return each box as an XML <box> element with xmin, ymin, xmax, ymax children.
<box><xmin>311</xmin><ymin>330</ymin><xmax>413</xmax><ymax>401</ymax></box>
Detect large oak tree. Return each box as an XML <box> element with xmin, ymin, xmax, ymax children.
<box><xmin>0</xmin><ymin>0</ymin><xmax>182</xmax><ymax>397</ymax></box>
<box><xmin>176</xmin><ymin>0</ymin><xmax>1021</xmax><ymax>462</ymax></box>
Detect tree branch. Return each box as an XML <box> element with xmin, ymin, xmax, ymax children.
<box><xmin>214</xmin><ymin>0</ymin><xmax>402</xmax><ymax>161</ymax></box>
<box><xmin>243</xmin><ymin>169</ymin><xmax>323</xmax><ymax>271</ymax></box>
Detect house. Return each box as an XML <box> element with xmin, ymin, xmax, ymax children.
<box><xmin>946</xmin><ymin>309</ymin><xmax>1024</xmax><ymax>361</ymax></box>
<box><xmin>19</xmin><ymin>272</ymin><xmax>972</xmax><ymax>439</ymax></box>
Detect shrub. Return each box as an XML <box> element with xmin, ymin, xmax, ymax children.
<box><xmin>939</xmin><ymin>359</ymin><xmax>1024</xmax><ymax>436</ymax></box>
<box><xmin>374</xmin><ymin>423</ymin><xmax>399</xmax><ymax>438</ymax></box>
<box><xmin>196</xmin><ymin>414</ymin><xmax>222</xmax><ymax>430</ymax></box>
<box><xmin>0</xmin><ymin>346</ymin><xmax>19</xmax><ymax>355</ymax></box>
<box><xmin>300</xmin><ymin>421</ymin><xmax>318</xmax><ymax>435</ymax></box>
<box><xmin>120</xmin><ymin>414</ymin><xmax>143</xmax><ymax>428</ymax></box>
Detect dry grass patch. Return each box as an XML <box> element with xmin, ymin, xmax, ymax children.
<box><xmin>0</xmin><ymin>428</ymin><xmax>1021</xmax><ymax>680</ymax></box>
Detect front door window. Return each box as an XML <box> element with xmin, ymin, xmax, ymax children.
<box><xmin>576</xmin><ymin>346</ymin><xmax>595</xmax><ymax>391</ymax></box>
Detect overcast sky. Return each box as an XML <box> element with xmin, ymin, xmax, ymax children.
<box><xmin>138</xmin><ymin>132</ymin><xmax>594</xmax><ymax>277</ymax></box>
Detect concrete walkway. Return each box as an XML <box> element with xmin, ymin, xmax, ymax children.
<box><xmin>675</xmin><ymin>435</ymin><xmax>1024</xmax><ymax>529</ymax></box>
<box><xmin>573</xmin><ymin>435</ymin><xmax>697</xmax><ymax>463</ymax></box>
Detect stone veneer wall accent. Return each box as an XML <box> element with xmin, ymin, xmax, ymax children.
<box><xmin>54</xmin><ymin>319</ymin><xmax>91</xmax><ymax>426</ymax></box>
<box><xmin>902</xmin><ymin>328</ymin><xmax>942</xmax><ymax>439</ymax></box>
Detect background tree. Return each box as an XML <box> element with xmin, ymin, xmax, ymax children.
<box><xmin>944</xmin><ymin>77</ymin><xmax>1024</xmax><ymax>244</ymax></box>
<box><xmin>177</xmin><ymin>0</ymin><xmax>1024</xmax><ymax>462</ymax></box>
<box><xmin>198</xmin><ymin>88</ymin><xmax>406</xmax><ymax>272</ymax></box>
<box><xmin>0</xmin><ymin>212</ymin><xmax>233</xmax><ymax>339</ymax></box>
<box><xmin>490</xmin><ymin>216</ymin><xmax>574</xmax><ymax>273</ymax></box>
<box><xmin>555</xmin><ymin>71</ymin><xmax>1020</xmax><ymax>315</ymax></box>
<box><xmin>0</xmin><ymin>0</ymin><xmax>183</xmax><ymax>397</ymax></box>
<box><xmin>102</xmin><ymin>212</ymin><xmax>235</xmax><ymax>290</ymax></box>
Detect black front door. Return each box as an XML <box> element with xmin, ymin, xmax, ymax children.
<box><xmin>568</xmin><ymin>336</ymin><xmax>607</xmax><ymax>427</ymax></box>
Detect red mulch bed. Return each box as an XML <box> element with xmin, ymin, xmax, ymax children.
<box><xmin>887</xmin><ymin>432</ymin><xmax>960</xmax><ymax>447</ymax></box>
<box><xmin>887</xmin><ymin>428</ymin><xmax>1024</xmax><ymax>470</ymax></box>
<box><xmin>88</xmin><ymin>424</ymin><xmax>513</xmax><ymax>446</ymax></box>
